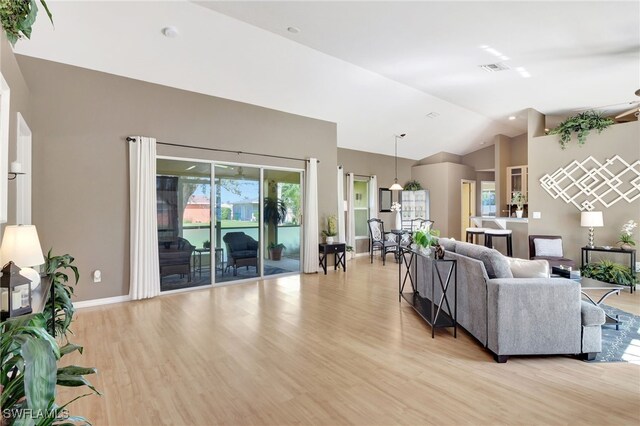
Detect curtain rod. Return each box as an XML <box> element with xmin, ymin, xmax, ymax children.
<box><xmin>348</xmin><ymin>172</ymin><xmax>374</xmax><ymax>179</ymax></box>
<box><xmin>126</xmin><ymin>137</ymin><xmax>318</xmax><ymax>163</ymax></box>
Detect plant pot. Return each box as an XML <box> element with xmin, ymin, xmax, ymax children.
<box><xmin>418</xmin><ymin>246</ymin><xmax>432</xmax><ymax>256</ymax></box>
<box><xmin>325</xmin><ymin>236</ymin><xmax>334</xmax><ymax>244</ymax></box>
<box><xmin>269</xmin><ymin>248</ymin><xmax>283</xmax><ymax>261</ymax></box>
<box><xmin>515</xmin><ymin>209</ymin><xmax>523</xmax><ymax>218</ymax></box>
<box><xmin>620</xmin><ymin>243</ymin><xmax>633</xmax><ymax>251</ymax></box>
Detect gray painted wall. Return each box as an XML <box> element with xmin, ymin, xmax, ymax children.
<box><xmin>338</xmin><ymin>148</ymin><xmax>415</xmax><ymax>253</ymax></box>
<box><xmin>17</xmin><ymin>55</ymin><xmax>337</xmax><ymax>301</ymax></box>
<box><xmin>528</xmin><ymin>120</ymin><xmax>640</xmax><ymax>263</ymax></box>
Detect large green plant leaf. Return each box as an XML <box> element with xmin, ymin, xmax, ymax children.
<box><xmin>21</xmin><ymin>337</ymin><xmax>57</xmax><ymax>414</ymax></box>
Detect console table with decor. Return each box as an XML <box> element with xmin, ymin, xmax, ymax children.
<box><xmin>398</xmin><ymin>247</ymin><xmax>457</xmax><ymax>338</ymax></box>
<box><xmin>581</xmin><ymin>246</ymin><xmax>637</xmax><ymax>293</ymax></box>
<box><xmin>318</xmin><ymin>243</ymin><xmax>346</xmax><ymax>275</ymax></box>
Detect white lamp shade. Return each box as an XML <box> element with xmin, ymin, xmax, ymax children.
<box><xmin>0</xmin><ymin>225</ymin><xmax>45</xmax><ymax>267</ymax></box>
<box><xmin>389</xmin><ymin>183</ymin><xmax>403</xmax><ymax>191</ymax></box>
<box><xmin>580</xmin><ymin>211</ymin><xmax>604</xmax><ymax>227</ymax></box>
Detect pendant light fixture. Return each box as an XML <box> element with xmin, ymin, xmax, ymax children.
<box><xmin>389</xmin><ymin>133</ymin><xmax>406</xmax><ymax>190</ymax></box>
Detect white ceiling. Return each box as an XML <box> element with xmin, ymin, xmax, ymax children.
<box><xmin>13</xmin><ymin>1</ymin><xmax>640</xmax><ymax>160</ymax></box>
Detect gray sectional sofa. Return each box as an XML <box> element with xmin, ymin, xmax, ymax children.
<box><xmin>413</xmin><ymin>238</ymin><xmax>605</xmax><ymax>363</ymax></box>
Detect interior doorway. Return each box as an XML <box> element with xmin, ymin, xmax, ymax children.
<box><xmin>461</xmin><ymin>180</ymin><xmax>476</xmax><ymax>240</ymax></box>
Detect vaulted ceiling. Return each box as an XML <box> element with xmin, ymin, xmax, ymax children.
<box><xmin>13</xmin><ymin>1</ymin><xmax>640</xmax><ymax>160</ymax></box>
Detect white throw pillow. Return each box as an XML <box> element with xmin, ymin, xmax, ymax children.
<box><xmin>534</xmin><ymin>238</ymin><xmax>563</xmax><ymax>257</ymax></box>
<box><xmin>507</xmin><ymin>257</ymin><xmax>550</xmax><ymax>278</ymax></box>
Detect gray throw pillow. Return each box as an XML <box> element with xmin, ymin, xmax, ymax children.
<box><xmin>455</xmin><ymin>241</ymin><xmax>513</xmax><ymax>279</ymax></box>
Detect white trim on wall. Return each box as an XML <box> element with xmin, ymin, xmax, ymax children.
<box><xmin>73</xmin><ymin>295</ymin><xmax>131</xmax><ymax>309</ymax></box>
<box><xmin>0</xmin><ymin>73</ymin><xmax>10</xmax><ymax>223</ymax></box>
<box><xmin>16</xmin><ymin>113</ymin><xmax>32</xmax><ymax>224</ymax></box>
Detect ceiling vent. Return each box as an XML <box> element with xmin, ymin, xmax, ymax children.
<box><xmin>479</xmin><ymin>63</ymin><xmax>510</xmax><ymax>72</ymax></box>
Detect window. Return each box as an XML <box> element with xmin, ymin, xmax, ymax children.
<box><xmin>481</xmin><ymin>181</ymin><xmax>496</xmax><ymax>217</ymax></box>
<box><xmin>354</xmin><ymin>180</ymin><xmax>369</xmax><ymax>238</ymax></box>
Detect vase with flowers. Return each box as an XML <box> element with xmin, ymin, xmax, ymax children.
<box><xmin>617</xmin><ymin>220</ymin><xmax>637</xmax><ymax>250</ymax></box>
<box><xmin>412</xmin><ymin>225</ymin><xmax>440</xmax><ymax>256</ymax></box>
<box><xmin>511</xmin><ymin>191</ymin><xmax>526</xmax><ymax>218</ymax></box>
<box><xmin>391</xmin><ymin>201</ymin><xmax>402</xmax><ymax>229</ymax></box>
<box><xmin>322</xmin><ymin>214</ymin><xmax>338</xmax><ymax>244</ymax></box>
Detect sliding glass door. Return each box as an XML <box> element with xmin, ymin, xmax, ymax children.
<box><xmin>214</xmin><ymin>165</ymin><xmax>261</xmax><ymax>284</ymax></box>
<box><xmin>156</xmin><ymin>158</ymin><xmax>302</xmax><ymax>290</ymax></box>
<box><xmin>263</xmin><ymin>169</ymin><xmax>302</xmax><ymax>276</ymax></box>
<box><xmin>157</xmin><ymin>159</ymin><xmax>211</xmax><ymax>292</ymax></box>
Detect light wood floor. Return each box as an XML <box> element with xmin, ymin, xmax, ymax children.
<box><xmin>59</xmin><ymin>257</ymin><xmax>640</xmax><ymax>425</ymax></box>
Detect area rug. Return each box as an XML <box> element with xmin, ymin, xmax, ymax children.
<box><xmin>587</xmin><ymin>304</ymin><xmax>640</xmax><ymax>364</ymax></box>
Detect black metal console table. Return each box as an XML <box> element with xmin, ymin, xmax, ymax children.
<box><xmin>398</xmin><ymin>247</ymin><xmax>457</xmax><ymax>338</ymax></box>
<box><xmin>581</xmin><ymin>246</ymin><xmax>637</xmax><ymax>293</ymax></box>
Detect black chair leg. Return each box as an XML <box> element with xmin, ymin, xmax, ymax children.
<box><xmin>507</xmin><ymin>235</ymin><xmax>513</xmax><ymax>257</ymax></box>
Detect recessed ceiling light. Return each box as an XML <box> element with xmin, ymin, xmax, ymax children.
<box><xmin>287</xmin><ymin>26</ymin><xmax>300</xmax><ymax>34</ymax></box>
<box><xmin>426</xmin><ymin>112</ymin><xmax>440</xmax><ymax>118</ymax></box>
<box><xmin>508</xmin><ymin>116</ymin><xmax>516</xmax><ymax>120</ymax></box>
<box><xmin>161</xmin><ymin>26</ymin><xmax>179</xmax><ymax>38</ymax></box>
<box><xmin>480</xmin><ymin>142</ymin><xmax>486</xmax><ymax>145</ymax></box>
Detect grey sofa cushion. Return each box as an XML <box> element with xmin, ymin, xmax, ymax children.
<box><xmin>455</xmin><ymin>241</ymin><xmax>513</xmax><ymax>279</ymax></box>
<box><xmin>437</xmin><ymin>237</ymin><xmax>457</xmax><ymax>253</ymax></box>
<box><xmin>581</xmin><ymin>301</ymin><xmax>605</xmax><ymax>326</ymax></box>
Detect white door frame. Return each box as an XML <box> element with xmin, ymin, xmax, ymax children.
<box><xmin>16</xmin><ymin>113</ymin><xmax>32</xmax><ymax>224</ymax></box>
<box><xmin>461</xmin><ymin>179</ymin><xmax>476</xmax><ymax>239</ymax></box>
<box><xmin>0</xmin><ymin>73</ymin><xmax>10</xmax><ymax>223</ymax></box>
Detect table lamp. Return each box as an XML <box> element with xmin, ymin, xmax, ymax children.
<box><xmin>580</xmin><ymin>211</ymin><xmax>603</xmax><ymax>248</ymax></box>
<box><xmin>0</xmin><ymin>225</ymin><xmax>45</xmax><ymax>289</ymax></box>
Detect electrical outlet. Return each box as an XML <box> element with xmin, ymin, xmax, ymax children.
<box><xmin>532</xmin><ymin>212</ymin><xmax>541</xmax><ymax>219</ymax></box>
<box><xmin>93</xmin><ymin>270</ymin><xmax>102</xmax><ymax>283</ymax></box>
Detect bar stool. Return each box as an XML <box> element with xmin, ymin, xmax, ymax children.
<box><xmin>484</xmin><ymin>229</ymin><xmax>513</xmax><ymax>257</ymax></box>
<box><xmin>465</xmin><ymin>227</ymin><xmax>487</xmax><ymax>245</ymax></box>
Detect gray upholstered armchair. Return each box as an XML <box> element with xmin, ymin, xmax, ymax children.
<box><xmin>223</xmin><ymin>232</ymin><xmax>259</xmax><ymax>276</ymax></box>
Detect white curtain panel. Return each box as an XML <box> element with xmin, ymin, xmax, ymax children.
<box><xmin>337</xmin><ymin>166</ymin><xmax>345</xmax><ymax>243</ymax></box>
<box><xmin>368</xmin><ymin>175</ymin><xmax>378</xmax><ymax>219</ymax></box>
<box><xmin>303</xmin><ymin>158</ymin><xmax>319</xmax><ymax>273</ymax></box>
<box><xmin>346</xmin><ymin>173</ymin><xmax>356</xmax><ymax>249</ymax></box>
<box><xmin>129</xmin><ymin>136</ymin><xmax>161</xmax><ymax>300</ymax></box>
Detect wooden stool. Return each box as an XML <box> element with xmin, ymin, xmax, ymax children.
<box><xmin>465</xmin><ymin>227</ymin><xmax>487</xmax><ymax>245</ymax></box>
<box><xmin>484</xmin><ymin>229</ymin><xmax>513</xmax><ymax>257</ymax></box>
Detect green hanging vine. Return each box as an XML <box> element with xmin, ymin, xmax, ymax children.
<box><xmin>548</xmin><ymin>111</ymin><xmax>614</xmax><ymax>149</ymax></box>
<box><xmin>0</xmin><ymin>0</ymin><xmax>53</xmax><ymax>46</ymax></box>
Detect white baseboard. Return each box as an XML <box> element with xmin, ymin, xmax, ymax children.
<box><xmin>73</xmin><ymin>295</ymin><xmax>131</xmax><ymax>309</ymax></box>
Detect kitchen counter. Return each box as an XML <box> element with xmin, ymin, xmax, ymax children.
<box><xmin>471</xmin><ymin>216</ymin><xmax>528</xmax><ymax>230</ymax></box>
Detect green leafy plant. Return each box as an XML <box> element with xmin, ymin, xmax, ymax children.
<box><xmin>548</xmin><ymin>111</ymin><xmax>614</xmax><ymax>149</ymax></box>
<box><xmin>0</xmin><ymin>313</ymin><xmax>99</xmax><ymax>425</ymax></box>
<box><xmin>581</xmin><ymin>260</ymin><xmax>638</xmax><ymax>287</ymax></box>
<box><xmin>403</xmin><ymin>180</ymin><xmax>423</xmax><ymax>191</ymax></box>
<box><xmin>43</xmin><ymin>251</ymin><xmax>79</xmax><ymax>339</ymax></box>
<box><xmin>412</xmin><ymin>227</ymin><xmax>440</xmax><ymax>249</ymax></box>
<box><xmin>321</xmin><ymin>215</ymin><xmax>338</xmax><ymax>237</ymax></box>
<box><xmin>0</xmin><ymin>0</ymin><xmax>53</xmax><ymax>46</ymax></box>
<box><xmin>263</xmin><ymin>197</ymin><xmax>287</xmax><ymax>226</ymax></box>
<box><xmin>511</xmin><ymin>191</ymin><xmax>526</xmax><ymax>210</ymax></box>
<box><xmin>345</xmin><ymin>245</ymin><xmax>354</xmax><ymax>253</ymax></box>
<box><xmin>267</xmin><ymin>242</ymin><xmax>286</xmax><ymax>250</ymax></box>
<box><xmin>203</xmin><ymin>240</ymin><xmax>211</xmax><ymax>249</ymax></box>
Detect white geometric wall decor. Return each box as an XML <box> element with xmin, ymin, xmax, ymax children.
<box><xmin>539</xmin><ymin>155</ymin><xmax>640</xmax><ymax>211</ymax></box>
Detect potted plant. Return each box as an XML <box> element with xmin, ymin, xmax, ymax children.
<box><xmin>268</xmin><ymin>242</ymin><xmax>286</xmax><ymax>261</ymax></box>
<box><xmin>511</xmin><ymin>191</ymin><xmax>526</xmax><ymax>218</ymax></box>
<box><xmin>346</xmin><ymin>245</ymin><xmax>354</xmax><ymax>260</ymax></box>
<box><xmin>322</xmin><ymin>215</ymin><xmax>338</xmax><ymax>244</ymax></box>
<box><xmin>548</xmin><ymin>111</ymin><xmax>614</xmax><ymax>150</ymax></box>
<box><xmin>403</xmin><ymin>180</ymin><xmax>423</xmax><ymax>191</ymax></box>
<box><xmin>412</xmin><ymin>225</ymin><xmax>440</xmax><ymax>256</ymax></box>
<box><xmin>263</xmin><ymin>196</ymin><xmax>287</xmax><ymax>255</ymax></box>
<box><xmin>1</xmin><ymin>0</ymin><xmax>53</xmax><ymax>45</ymax></box>
<box><xmin>581</xmin><ymin>260</ymin><xmax>638</xmax><ymax>287</ymax></box>
<box><xmin>617</xmin><ymin>220</ymin><xmax>637</xmax><ymax>250</ymax></box>
<box><xmin>203</xmin><ymin>240</ymin><xmax>211</xmax><ymax>249</ymax></box>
